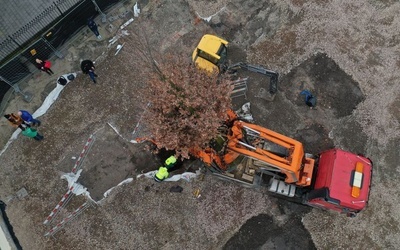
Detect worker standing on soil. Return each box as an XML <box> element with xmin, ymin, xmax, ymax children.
<box><xmin>21</xmin><ymin>127</ymin><xmax>44</xmax><ymax>141</ymax></box>
<box><xmin>18</xmin><ymin>110</ymin><xmax>41</xmax><ymax>127</ymax></box>
<box><xmin>300</xmin><ymin>90</ymin><xmax>317</xmax><ymax>109</ymax></box>
<box><xmin>154</xmin><ymin>156</ymin><xmax>177</xmax><ymax>182</ymax></box>
<box><xmin>87</xmin><ymin>18</ymin><xmax>102</xmax><ymax>40</ymax></box>
<box><xmin>3</xmin><ymin>113</ymin><xmax>30</xmax><ymax>131</ymax></box>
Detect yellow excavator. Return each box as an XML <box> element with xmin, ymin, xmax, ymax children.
<box><xmin>192</xmin><ymin>34</ymin><xmax>279</xmax><ymax>97</ymax></box>
<box><xmin>192</xmin><ymin>34</ymin><xmax>229</xmax><ymax>73</ymax></box>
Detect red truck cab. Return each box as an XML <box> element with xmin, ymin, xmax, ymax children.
<box><xmin>305</xmin><ymin>149</ymin><xmax>373</xmax><ymax>216</ymax></box>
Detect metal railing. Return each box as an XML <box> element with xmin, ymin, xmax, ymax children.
<box><xmin>0</xmin><ymin>0</ymin><xmax>83</xmax><ymax>62</ymax></box>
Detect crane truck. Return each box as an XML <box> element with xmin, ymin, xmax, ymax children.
<box><xmin>190</xmin><ymin>110</ymin><xmax>373</xmax><ymax>217</ymax></box>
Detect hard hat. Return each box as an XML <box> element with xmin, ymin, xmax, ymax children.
<box><xmin>165</xmin><ymin>156</ymin><xmax>177</xmax><ymax>165</ymax></box>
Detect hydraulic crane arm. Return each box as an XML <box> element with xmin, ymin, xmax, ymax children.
<box><xmin>225</xmin><ymin>120</ymin><xmax>314</xmax><ymax>185</ymax></box>
<box><xmin>191</xmin><ymin>113</ymin><xmax>315</xmax><ymax>186</ymax></box>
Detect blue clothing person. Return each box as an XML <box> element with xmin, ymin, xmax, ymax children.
<box><xmin>87</xmin><ymin>18</ymin><xmax>101</xmax><ymax>39</ymax></box>
<box><xmin>300</xmin><ymin>90</ymin><xmax>317</xmax><ymax>108</ymax></box>
<box><xmin>18</xmin><ymin>110</ymin><xmax>41</xmax><ymax>126</ymax></box>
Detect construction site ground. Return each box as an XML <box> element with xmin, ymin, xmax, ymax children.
<box><xmin>0</xmin><ymin>0</ymin><xmax>399</xmax><ymax>249</ymax></box>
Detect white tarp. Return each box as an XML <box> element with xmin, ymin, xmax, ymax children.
<box><xmin>0</xmin><ymin>214</ymin><xmax>13</xmax><ymax>250</ymax></box>
<box><xmin>102</xmin><ymin>178</ymin><xmax>133</xmax><ymax>199</ymax></box>
<box><xmin>137</xmin><ymin>170</ymin><xmax>199</xmax><ymax>182</ymax></box>
<box><xmin>61</xmin><ymin>169</ymin><xmax>89</xmax><ymax>196</ymax></box>
<box><xmin>33</xmin><ymin>73</ymin><xmax>77</xmax><ymax>119</ymax></box>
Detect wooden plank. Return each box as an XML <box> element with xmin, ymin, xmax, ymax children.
<box><xmin>224</xmin><ymin>172</ymin><xmax>235</xmax><ymax>178</ymax></box>
<box><xmin>242</xmin><ymin>173</ymin><xmax>254</xmax><ymax>182</ymax></box>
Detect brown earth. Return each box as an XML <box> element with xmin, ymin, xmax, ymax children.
<box><xmin>0</xmin><ymin>0</ymin><xmax>400</xmax><ymax>249</ymax></box>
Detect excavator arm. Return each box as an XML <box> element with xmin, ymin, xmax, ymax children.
<box><xmin>192</xmin><ymin>111</ymin><xmax>315</xmax><ymax>187</ymax></box>
<box><xmin>226</xmin><ymin>120</ymin><xmax>314</xmax><ymax>186</ymax></box>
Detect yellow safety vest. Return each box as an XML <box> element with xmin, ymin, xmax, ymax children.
<box><xmin>165</xmin><ymin>156</ymin><xmax>177</xmax><ymax>168</ymax></box>
<box><xmin>154</xmin><ymin>167</ymin><xmax>169</xmax><ymax>182</ymax></box>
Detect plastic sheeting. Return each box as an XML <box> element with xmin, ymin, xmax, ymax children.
<box><xmin>102</xmin><ymin>178</ymin><xmax>133</xmax><ymax>199</ymax></box>
<box><xmin>33</xmin><ymin>73</ymin><xmax>77</xmax><ymax>118</ymax></box>
<box><xmin>61</xmin><ymin>169</ymin><xmax>89</xmax><ymax>196</ymax></box>
<box><xmin>137</xmin><ymin>170</ymin><xmax>200</xmax><ymax>182</ymax></box>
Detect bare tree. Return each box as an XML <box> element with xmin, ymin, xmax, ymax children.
<box><xmin>124</xmin><ymin>24</ymin><xmax>233</xmax><ymax>158</ymax></box>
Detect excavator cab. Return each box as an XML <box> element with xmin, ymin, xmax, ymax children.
<box><xmin>192</xmin><ymin>34</ymin><xmax>228</xmax><ymax>73</ymax></box>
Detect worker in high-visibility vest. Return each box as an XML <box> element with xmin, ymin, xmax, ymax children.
<box><xmin>154</xmin><ymin>166</ymin><xmax>169</xmax><ymax>182</ymax></box>
<box><xmin>154</xmin><ymin>156</ymin><xmax>177</xmax><ymax>182</ymax></box>
<box><xmin>164</xmin><ymin>156</ymin><xmax>177</xmax><ymax>169</ymax></box>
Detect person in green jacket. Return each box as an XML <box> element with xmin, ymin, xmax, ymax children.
<box><xmin>154</xmin><ymin>156</ymin><xmax>177</xmax><ymax>182</ymax></box>
<box><xmin>21</xmin><ymin>127</ymin><xmax>44</xmax><ymax>141</ymax></box>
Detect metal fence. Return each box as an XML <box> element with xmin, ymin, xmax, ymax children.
<box><xmin>0</xmin><ymin>0</ymin><xmax>122</xmax><ymax>104</ymax></box>
<box><xmin>0</xmin><ymin>0</ymin><xmax>83</xmax><ymax>62</ymax></box>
